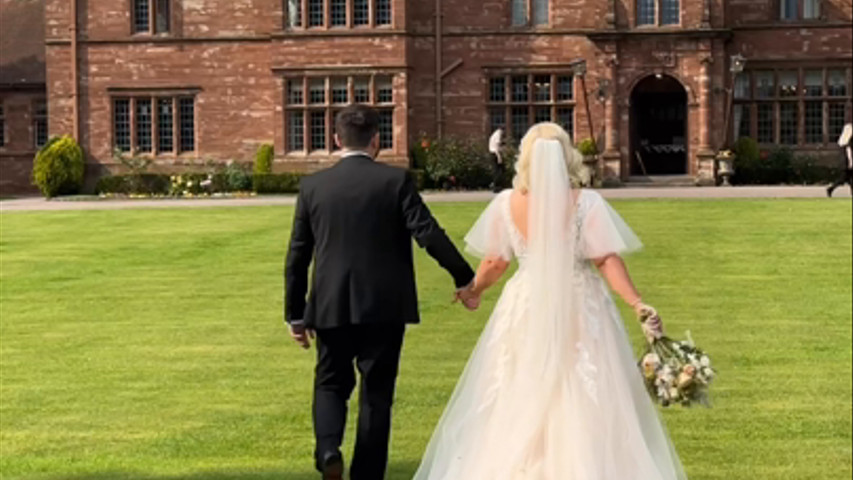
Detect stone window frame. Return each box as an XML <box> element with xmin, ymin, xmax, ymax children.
<box><xmin>286</xmin><ymin>0</ymin><xmax>393</xmax><ymax>30</ymax></box>
<box><xmin>510</xmin><ymin>0</ymin><xmax>550</xmax><ymax>28</ymax></box>
<box><xmin>733</xmin><ymin>66</ymin><xmax>852</xmax><ymax>147</ymax></box>
<box><xmin>33</xmin><ymin>99</ymin><xmax>48</xmax><ymax>149</ymax></box>
<box><xmin>485</xmin><ymin>70</ymin><xmax>577</xmax><ymax>144</ymax></box>
<box><xmin>282</xmin><ymin>73</ymin><xmax>397</xmax><ymax>155</ymax></box>
<box><xmin>634</xmin><ymin>0</ymin><xmax>681</xmax><ymax>28</ymax></box>
<box><xmin>109</xmin><ymin>90</ymin><xmax>198</xmax><ymax>157</ymax></box>
<box><xmin>131</xmin><ymin>0</ymin><xmax>172</xmax><ymax>36</ymax></box>
<box><xmin>777</xmin><ymin>0</ymin><xmax>822</xmax><ymax>22</ymax></box>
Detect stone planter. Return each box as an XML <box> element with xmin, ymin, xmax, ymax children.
<box><xmin>715</xmin><ymin>154</ymin><xmax>735</xmax><ymax>187</ymax></box>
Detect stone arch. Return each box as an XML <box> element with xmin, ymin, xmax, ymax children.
<box><xmin>624</xmin><ymin>71</ymin><xmax>698</xmax><ymax>108</ymax></box>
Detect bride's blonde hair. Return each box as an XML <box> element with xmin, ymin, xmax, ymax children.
<box><xmin>513</xmin><ymin>123</ymin><xmax>590</xmax><ymax>192</ymax></box>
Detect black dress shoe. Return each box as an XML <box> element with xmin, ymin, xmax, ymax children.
<box><xmin>320</xmin><ymin>451</ymin><xmax>344</xmax><ymax>480</ymax></box>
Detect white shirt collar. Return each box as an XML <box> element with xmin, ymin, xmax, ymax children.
<box><xmin>341</xmin><ymin>150</ymin><xmax>373</xmax><ymax>159</ymax></box>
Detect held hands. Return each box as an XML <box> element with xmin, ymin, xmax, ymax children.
<box><xmin>634</xmin><ymin>302</ymin><xmax>664</xmax><ymax>343</ymax></box>
<box><xmin>454</xmin><ymin>283</ymin><xmax>481</xmax><ymax>311</ymax></box>
<box><xmin>288</xmin><ymin>322</ymin><xmax>316</xmax><ymax>350</ymax></box>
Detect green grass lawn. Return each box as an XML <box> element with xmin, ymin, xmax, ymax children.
<box><xmin>1</xmin><ymin>199</ymin><xmax>851</xmax><ymax>480</ymax></box>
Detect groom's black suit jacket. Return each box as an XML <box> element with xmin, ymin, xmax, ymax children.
<box><xmin>285</xmin><ymin>154</ymin><xmax>475</xmax><ymax>330</ymax></box>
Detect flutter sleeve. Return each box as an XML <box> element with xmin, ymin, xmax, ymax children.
<box><xmin>581</xmin><ymin>191</ymin><xmax>643</xmax><ymax>259</ymax></box>
<box><xmin>464</xmin><ymin>191</ymin><xmax>514</xmax><ymax>261</ymax></box>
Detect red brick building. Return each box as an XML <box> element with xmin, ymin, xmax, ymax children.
<box><xmin>2</xmin><ymin>0</ymin><xmax>852</xmax><ymax>193</ymax></box>
<box><xmin>0</xmin><ymin>0</ymin><xmax>48</xmax><ymax>195</ymax></box>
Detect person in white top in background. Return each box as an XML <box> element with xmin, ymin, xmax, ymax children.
<box><xmin>827</xmin><ymin>123</ymin><xmax>853</xmax><ymax>198</ymax></box>
<box><xmin>488</xmin><ymin>128</ymin><xmax>505</xmax><ymax>193</ymax></box>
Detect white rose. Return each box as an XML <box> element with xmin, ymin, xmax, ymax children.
<box><xmin>700</xmin><ymin>356</ymin><xmax>711</xmax><ymax>368</ymax></box>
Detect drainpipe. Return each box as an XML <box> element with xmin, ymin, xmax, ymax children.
<box><xmin>435</xmin><ymin>0</ymin><xmax>443</xmax><ymax>138</ymax></box>
<box><xmin>70</xmin><ymin>0</ymin><xmax>80</xmax><ymax>141</ymax></box>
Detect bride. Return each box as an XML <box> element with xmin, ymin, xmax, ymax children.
<box><xmin>414</xmin><ymin>123</ymin><xmax>687</xmax><ymax>479</ymax></box>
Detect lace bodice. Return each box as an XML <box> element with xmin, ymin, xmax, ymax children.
<box><xmin>495</xmin><ymin>189</ymin><xmax>596</xmax><ymax>266</ymax></box>
<box><xmin>464</xmin><ymin>189</ymin><xmax>641</xmax><ymax>266</ymax></box>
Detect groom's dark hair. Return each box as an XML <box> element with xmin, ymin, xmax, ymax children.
<box><xmin>336</xmin><ymin>104</ymin><xmax>380</xmax><ymax>149</ymax></box>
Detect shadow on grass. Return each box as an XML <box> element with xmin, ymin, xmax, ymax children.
<box><xmin>49</xmin><ymin>461</ymin><xmax>420</xmax><ymax>480</ymax></box>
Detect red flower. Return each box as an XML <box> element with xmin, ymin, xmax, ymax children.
<box><xmin>760</xmin><ymin>150</ymin><xmax>769</xmax><ymax>160</ymax></box>
<box><xmin>449</xmin><ymin>175</ymin><xmax>457</xmax><ymax>184</ymax></box>
<box><xmin>421</xmin><ymin>140</ymin><xmax>430</xmax><ymax>150</ymax></box>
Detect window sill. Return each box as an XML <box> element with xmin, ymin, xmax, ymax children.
<box><xmin>130</xmin><ymin>32</ymin><xmax>174</xmax><ymax>38</ymax></box>
<box><xmin>633</xmin><ymin>24</ymin><xmax>683</xmax><ymax>30</ymax></box>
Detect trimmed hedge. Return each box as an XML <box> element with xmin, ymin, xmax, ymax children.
<box><xmin>790</xmin><ymin>157</ymin><xmax>844</xmax><ymax>185</ymax></box>
<box><xmin>95</xmin><ymin>174</ymin><xmax>171</xmax><ymax>195</ymax></box>
<box><xmin>32</xmin><ymin>136</ymin><xmax>85</xmax><ymax>198</ymax></box>
<box><xmin>731</xmin><ymin>140</ymin><xmax>842</xmax><ymax>185</ymax></box>
<box><xmin>252</xmin><ymin>173</ymin><xmax>304</xmax><ymax>194</ymax></box>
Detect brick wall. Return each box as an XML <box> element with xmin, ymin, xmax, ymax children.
<box><xmin>0</xmin><ymin>90</ymin><xmax>44</xmax><ymax>196</ymax></box>
<box><xmin>30</xmin><ymin>0</ymin><xmax>853</xmax><ymax>191</ymax></box>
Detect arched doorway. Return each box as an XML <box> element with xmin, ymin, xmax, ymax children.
<box><xmin>630</xmin><ymin>75</ymin><xmax>688</xmax><ymax>176</ymax></box>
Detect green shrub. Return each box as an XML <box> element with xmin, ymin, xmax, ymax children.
<box><xmin>410</xmin><ymin>136</ymin><xmax>430</xmax><ymax>170</ymax></box>
<box><xmin>420</xmin><ymin>137</ymin><xmax>495</xmax><ymax>190</ymax></box>
<box><xmin>252</xmin><ymin>173</ymin><xmax>304</xmax><ymax>194</ymax></box>
<box><xmin>577</xmin><ymin>138</ymin><xmax>598</xmax><ymax>156</ymax></box>
<box><xmin>765</xmin><ymin>147</ymin><xmax>794</xmax><ymax>183</ymax></box>
<box><xmin>733</xmin><ymin>137</ymin><xmax>761</xmax><ymax>166</ymax></box>
<box><xmin>733</xmin><ymin>138</ymin><xmax>793</xmax><ymax>185</ymax></box>
<box><xmin>222</xmin><ymin>162</ymin><xmax>252</xmax><ymax>192</ymax></box>
<box><xmin>791</xmin><ymin>156</ymin><xmax>844</xmax><ymax>185</ymax></box>
<box><xmin>254</xmin><ymin>144</ymin><xmax>274</xmax><ymax>175</ymax></box>
<box><xmin>410</xmin><ymin>169</ymin><xmax>426</xmax><ymax>191</ymax></box>
<box><xmin>32</xmin><ymin>135</ymin><xmax>85</xmax><ymax>198</ymax></box>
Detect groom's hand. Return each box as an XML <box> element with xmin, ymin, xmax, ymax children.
<box><xmin>288</xmin><ymin>322</ymin><xmax>316</xmax><ymax>350</ymax></box>
<box><xmin>454</xmin><ymin>285</ymin><xmax>481</xmax><ymax>311</ymax></box>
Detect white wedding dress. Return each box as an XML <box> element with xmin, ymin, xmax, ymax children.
<box><xmin>414</xmin><ymin>140</ymin><xmax>687</xmax><ymax>479</ymax></box>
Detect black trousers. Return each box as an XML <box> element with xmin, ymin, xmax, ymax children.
<box><xmin>828</xmin><ymin>169</ymin><xmax>853</xmax><ymax>197</ymax></box>
<box><xmin>313</xmin><ymin>324</ymin><xmax>405</xmax><ymax>480</ymax></box>
<box><xmin>491</xmin><ymin>153</ymin><xmax>505</xmax><ymax>193</ymax></box>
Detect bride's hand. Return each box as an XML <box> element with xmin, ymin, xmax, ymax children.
<box><xmin>635</xmin><ymin>303</ymin><xmax>664</xmax><ymax>342</ymax></box>
<box><xmin>454</xmin><ymin>285</ymin><xmax>481</xmax><ymax>311</ymax></box>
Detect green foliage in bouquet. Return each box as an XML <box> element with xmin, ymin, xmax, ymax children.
<box><xmin>32</xmin><ymin>135</ymin><xmax>85</xmax><ymax>198</ymax></box>
<box><xmin>639</xmin><ymin>314</ymin><xmax>715</xmax><ymax>408</ymax></box>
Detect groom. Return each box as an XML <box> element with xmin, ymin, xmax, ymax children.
<box><xmin>285</xmin><ymin>104</ymin><xmax>479</xmax><ymax>479</ymax></box>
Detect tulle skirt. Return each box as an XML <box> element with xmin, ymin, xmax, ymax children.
<box><xmin>413</xmin><ymin>268</ymin><xmax>688</xmax><ymax>480</ymax></box>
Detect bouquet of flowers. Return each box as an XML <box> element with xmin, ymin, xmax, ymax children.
<box><xmin>638</xmin><ymin>311</ymin><xmax>715</xmax><ymax>408</ymax></box>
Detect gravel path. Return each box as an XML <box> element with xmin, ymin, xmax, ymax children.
<box><xmin>1</xmin><ymin>186</ymin><xmax>849</xmax><ymax>213</ymax></box>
